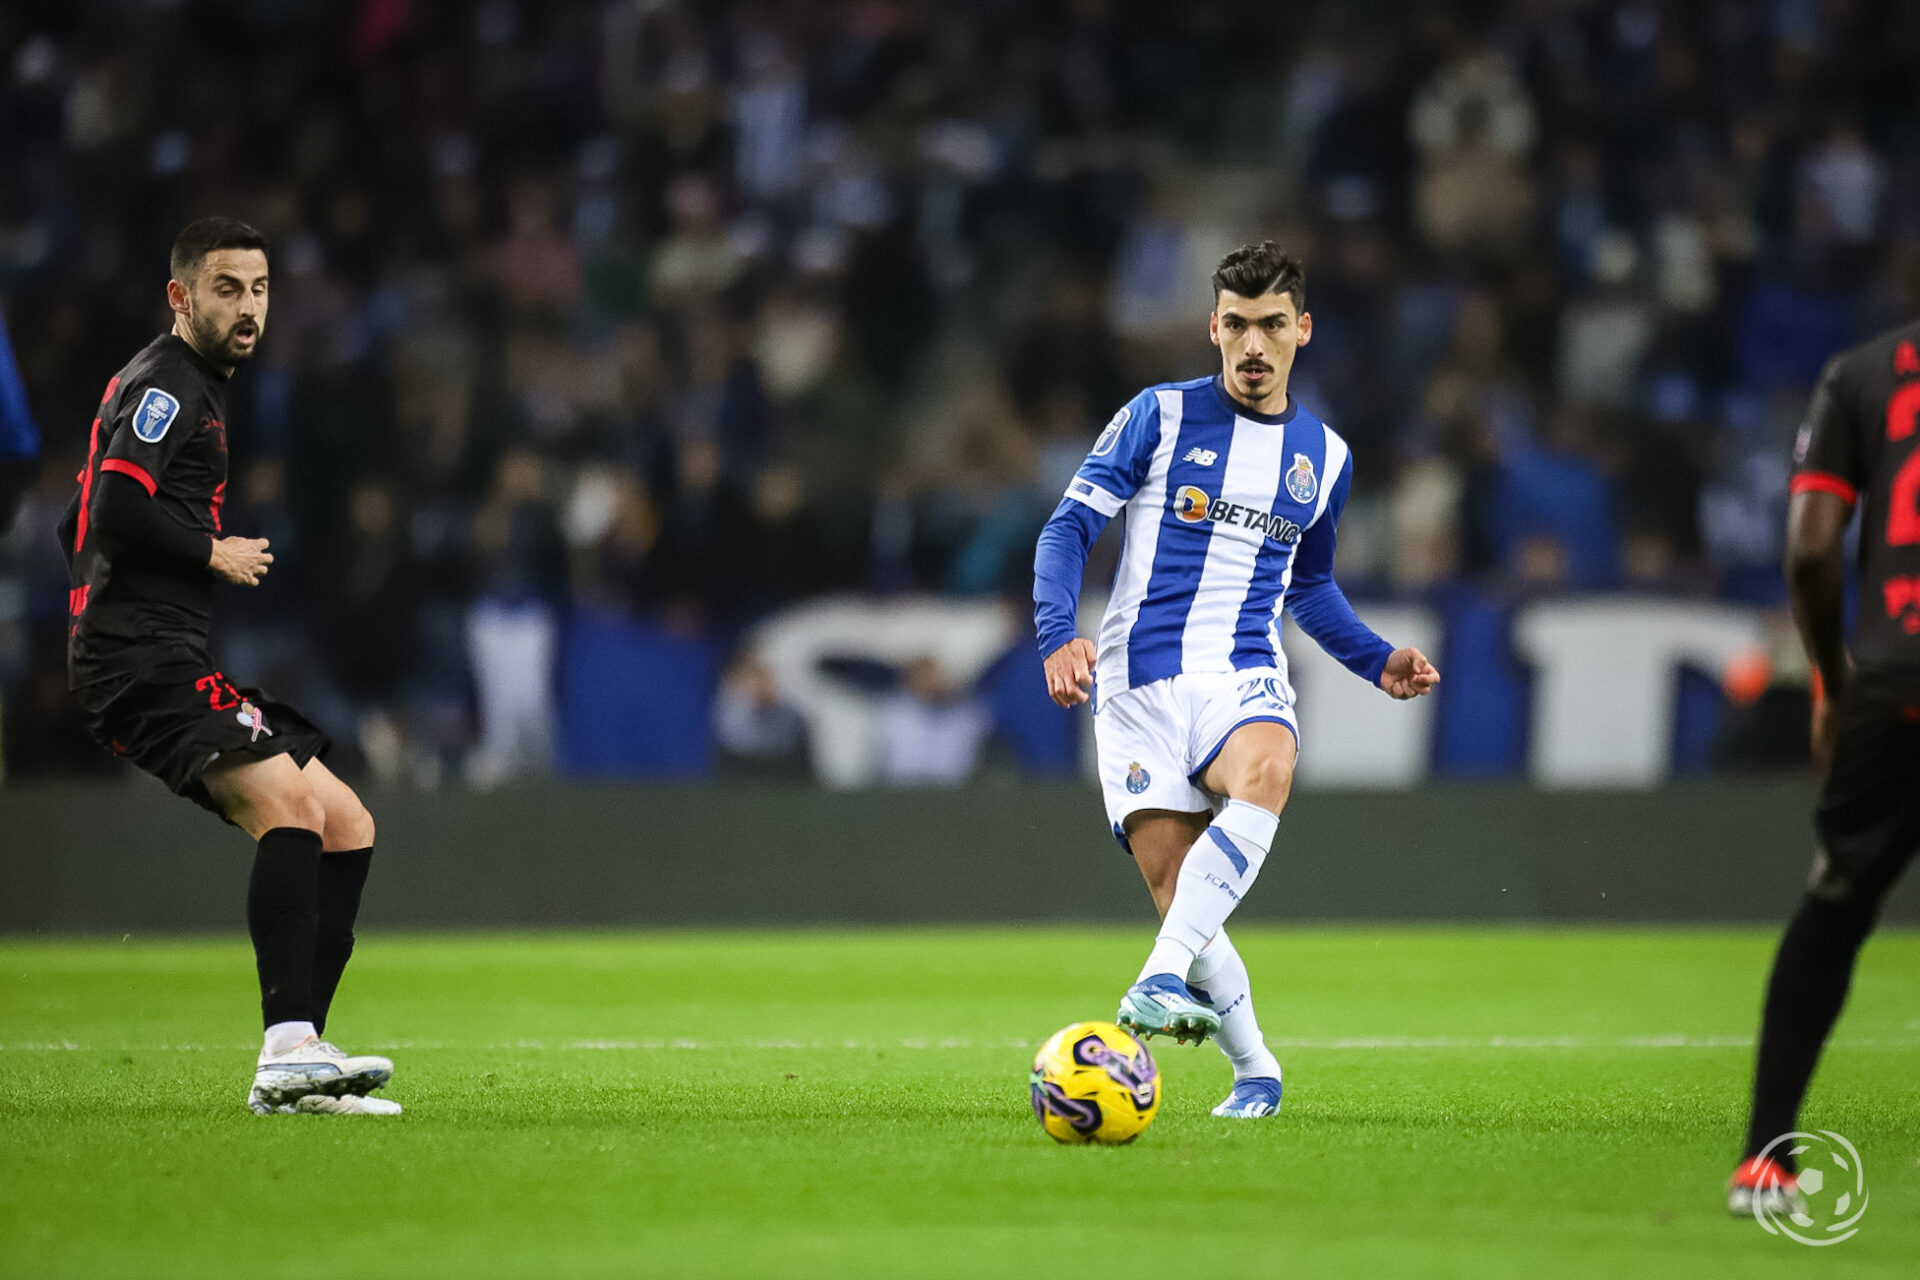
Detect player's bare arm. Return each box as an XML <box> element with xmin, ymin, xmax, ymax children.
<box><xmin>209</xmin><ymin>535</ymin><xmax>273</xmax><ymax>587</ymax></box>
<box><xmin>1379</xmin><ymin>646</ymin><xmax>1440</xmax><ymax>700</ymax></box>
<box><xmin>1043</xmin><ymin>637</ymin><xmax>1096</xmax><ymax>708</ymax></box>
<box><xmin>1785</xmin><ymin>490</ymin><xmax>1852</xmax><ymax>764</ymax></box>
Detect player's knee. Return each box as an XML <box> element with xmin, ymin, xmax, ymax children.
<box><xmin>331</xmin><ymin>796</ymin><xmax>375</xmax><ymax>850</ymax></box>
<box><xmin>1236</xmin><ymin>753</ymin><xmax>1293</xmax><ymax>808</ymax></box>
<box><xmin>284</xmin><ymin>789</ymin><xmax>329</xmax><ymax>836</ymax></box>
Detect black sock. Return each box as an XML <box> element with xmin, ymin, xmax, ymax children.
<box><xmin>312</xmin><ymin>848</ymin><xmax>373</xmax><ymax>1037</ymax></box>
<box><xmin>248</xmin><ymin>827</ymin><xmax>324</xmax><ymax>1031</ymax></box>
<box><xmin>1743</xmin><ymin>896</ymin><xmax>1872</xmax><ymax>1165</ymax></box>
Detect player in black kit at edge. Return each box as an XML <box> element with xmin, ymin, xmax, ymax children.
<box><xmin>1728</xmin><ymin>317</ymin><xmax>1920</xmax><ymax>1216</ymax></box>
<box><xmin>58</xmin><ymin>218</ymin><xmax>400</xmax><ymax>1117</ymax></box>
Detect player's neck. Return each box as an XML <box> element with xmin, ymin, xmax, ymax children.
<box><xmin>1217</xmin><ymin>372</ymin><xmax>1290</xmax><ymax>420</ymax></box>
<box><xmin>172</xmin><ymin>318</ymin><xmax>235</xmax><ymax>378</ymax></box>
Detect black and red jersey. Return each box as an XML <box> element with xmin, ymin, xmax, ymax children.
<box><xmin>61</xmin><ymin>333</ymin><xmax>231</xmax><ymax>687</ymax></box>
<box><xmin>1791</xmin><ymin>319</ymin><xmax>1920</xmax><ymax>698</ymax></box>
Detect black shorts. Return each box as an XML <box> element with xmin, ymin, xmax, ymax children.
<box><xmin>1810</xmin><ymin>692</ymin><xmax>1920</xmax><ymax>919</ymax></box>
<box><xmin>74</xmin><ymin>662</ymin><xmax>332</xmax><ymax>819</ymax></box>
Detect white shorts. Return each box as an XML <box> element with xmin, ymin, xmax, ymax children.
<box><xmin>1093</xmin><ymin>668</ymin><xmax>1299</xmax><ymax>842</ymax></box>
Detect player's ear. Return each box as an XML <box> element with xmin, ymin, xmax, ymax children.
<box><xmin>1295</xmin><ymin>310</ymin><xmax>1312</xmax><ymax>347</ymax></box>
<box><xmin>166</xmin><ymin>278</ymin><xmax>191</xmax><ymax>317</ymax></box>
<box><xmin>1208</xmin><ymin>310</ymin><xmax>1220</xmax><ymax>348</ymax></box>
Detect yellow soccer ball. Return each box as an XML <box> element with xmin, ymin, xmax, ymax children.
<box><xmin>1028</xmin><ymin>1020</ymin><xmax>1160</xmax><ymax>1144</ymax></box>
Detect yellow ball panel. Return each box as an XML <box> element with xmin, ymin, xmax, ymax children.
<box><xmin>1029</xmin><ymin>1020</ymin><xmax>1160</xmax><ymax>1144</ymax></box>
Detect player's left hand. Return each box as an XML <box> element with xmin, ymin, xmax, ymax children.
<box><xmin>1379</xmin><ymin>647</ymin><xmax>1440</xmax><ymax>700</ymax></box>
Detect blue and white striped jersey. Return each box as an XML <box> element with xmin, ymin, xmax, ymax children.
<box><xmin>1034</xmin><ymin>375</ymin><xmax>1391</xmax><ymax>704</ymax></box>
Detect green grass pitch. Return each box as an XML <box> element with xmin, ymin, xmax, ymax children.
<box><xmin>2</xmin><ymin>926</ymin><xmax>1916</xmax><ymax>1278</ymax></box>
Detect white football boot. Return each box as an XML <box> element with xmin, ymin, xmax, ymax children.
<box><xmin>281</xmin><ymin>1094</ymin><xmax>403</xmax><ymax>1116</ymax></box>
<box><xmin>1116</xmin><ymin>974</ymin><xmax>1222</xmax><ymax>1045</ymax></box>
<box><xmin>247</xmin><ymin>1036</ymin><xmax>394</xmax><ymax>1114</ymax></box>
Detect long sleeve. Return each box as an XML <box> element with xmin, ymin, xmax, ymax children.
<box><xmin>1284</xmin><ymin>454</ymin><xmax>1393</xmax><ymax>684</ymax></box>
<box><xmin>0</xmin><ymin>308</ymin><xmax>36</xmax><ymax>463</ymax></box>
<box><xmin>90</xmin><ymin>470</ymin><xmax>212</xmax><ymax>571</ymax></box>
<box><xmin>1032</xmin><ymin>498</ymin><xmax>1109</xmax><ymax>657</ymax></box>
<box><xmin>1032</xmin><ymin>389</ymin><xmax>1162</xmax><ymax>657</ymax></box>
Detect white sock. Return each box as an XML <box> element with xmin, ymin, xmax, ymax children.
<box><xmin>1137</xmin><ymin>800</ymin><xmax>1278</xmax><ymax>981</ymax></box>
<box><xmin>262</xmin><ymin>1020</ymin><xmax>317</xmax><ymax>1058</ymax></box>
<box><xmin>1187</xmin><ymin>930</ymin><xmax>1281</xmax><ymax>1080</ymax></box>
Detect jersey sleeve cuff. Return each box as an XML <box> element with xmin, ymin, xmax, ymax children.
<box><xmin>1035</xmin><ymin>623</ymin><xmax>1080</xmax><ymax>658</ymax></box>
<box><xmin>1063</xmin><ymin>477</ymin><xmax>1124</xmax><ymax>517</ymax></box>
<box><xmin>1790</xmin><ymin>471</ymin><xmax>1858</xmax><ymax>504</ymax></box>
<box><xmin>101</xmin><ymin>458</ymin><xmax>157</xmax><ymax>496</ymax></box>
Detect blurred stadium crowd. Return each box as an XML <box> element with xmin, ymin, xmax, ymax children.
<box><xmin>2</xmin><ymin>0</ymin><xmax>1918</xmax><ymax>784</ymax></box>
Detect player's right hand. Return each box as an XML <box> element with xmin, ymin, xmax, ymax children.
<box><xmin>1044</xmin><ymin>637</ymin><xmax>1097</xmax><ymax>708</ymax></box>
<box><xmin>210</xmin><ymin>535</ymin><xmax>273</xmax><ymax>586</ymax></box>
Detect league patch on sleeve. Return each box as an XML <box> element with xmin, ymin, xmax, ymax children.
<box><xmin>1090</xmin><ymin>406</ymin><xmax>1130</xmax><ymax>457</ymax></box>
<box><xmin>132</xmin><ymin>387</ymin><xmax>181</xmax><ymax>443</ymax></box>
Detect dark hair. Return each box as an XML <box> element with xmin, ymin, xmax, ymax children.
<box><xmin>1211</xmin><ymin>240</ymin><xmax>1305</xmax><ymax>312</ymax></box>
<box><xmin>170</xmin><ymin>217</ymin><xmax>269</xmax><ymax>281</ymax></box>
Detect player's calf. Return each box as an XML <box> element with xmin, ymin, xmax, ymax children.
<box><xmin>1135</xmin><ymin>800</ymin><xmax>1276</xmax><ymax>982</ymax></box>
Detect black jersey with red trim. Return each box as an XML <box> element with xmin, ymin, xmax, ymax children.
<box><xmin>1791</xmin><ymin>319</ymin><xmax>1920</xmax><ymax>697</ymax></box>
<box><xmin>62</xmin><ymin>334</ymin><xmax>230</xmax><ymax>687</ymax></box>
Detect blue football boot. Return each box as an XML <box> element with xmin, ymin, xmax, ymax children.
<box><xmin>1211</xmin><ymin>1074</ymin><xmax>1283</xmax><ymax>1118</ymax></box>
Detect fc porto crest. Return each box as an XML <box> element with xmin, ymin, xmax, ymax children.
<box><xmin>132</xmin><ymin>387</ymin><xmax>181</xmax><ymax>443</ymax></box>
<box><xmin>1285</xmin><ymin>452</ymin><xmax>1317</xmax><ymax>504</ymax></box>
<box><xmin>1125</xmin><ymin>761</ymin><xmax>1151</xmax><ymax>794</ymax></box>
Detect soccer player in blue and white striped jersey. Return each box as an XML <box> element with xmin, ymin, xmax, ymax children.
<box><xmin>1032</xmin><ymin>241</ymin><xmax>1439</xmax><ymax>1118</ymax></box>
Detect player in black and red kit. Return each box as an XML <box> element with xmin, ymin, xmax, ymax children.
<box><xmin>59</xmin><ymin>218</ymin><xmax>399</xmax><ymax>1116</ymax></box>
<box><xmin>1728</xmin><ymin>320</ymin><xmax>1920</xmax><ymax>1215</ymax></box>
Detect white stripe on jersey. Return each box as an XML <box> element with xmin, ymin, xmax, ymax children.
<box><xmin>1097</xmin><ymin>388</ymin><xmax>1184</xmax><ymax>703</ymax></box>
<box><xmin>1181</xmin><ymin>411</ymin><xmax>1288</xmax><ymax>672</ymax></box>
<box><xmin>1063</xmin><ymin>478</ymin><xmax>1125</xmax><ymax>517</ymax></box>
<box><xmin>1313</xmin><ymin>431</ymin><xmax>1349</xmax><ymax>527</ymax></box>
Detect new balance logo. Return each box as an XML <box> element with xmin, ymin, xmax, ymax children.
<box><xmin>1183</xmin><ymin>447</ymin><xmax>1219</xmax><ymax>466</ymax></box>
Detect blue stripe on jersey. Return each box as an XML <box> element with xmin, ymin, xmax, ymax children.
<box><xmin>1125</xmin><ymin>380</ymin><xmax>1222</xmax><ymax>689</ymax></box>
<box><xmin>1230</xmin><ymin>415</ymin><xmax>1327</xmax><ymax>668</ymax></box>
